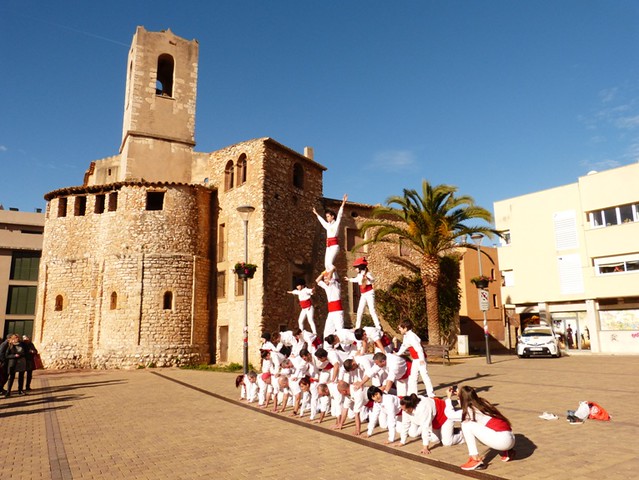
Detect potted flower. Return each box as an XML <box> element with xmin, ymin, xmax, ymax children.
<box><xmin>470</xmin><ymin>275</ymin><xmax>491</xmax><ymax>289</ymax></box>
<box><xmin>234</xmin><ymin>262</ymin><xmax>258</xmax><ymax>279</ymax></box>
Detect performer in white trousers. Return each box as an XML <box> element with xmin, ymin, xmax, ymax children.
<box><xmin>396</xmin><ymin>319</ymin><xmax>435</xmax><ymax>397</ymax></box>
<box><xmin>345</xmin><ymin>257</ymin><xmax>381</xmax><ymax>329</ymax></box>
<box><xmin>457</xmin><ymin>386</ymin><xmax>516</xmax><ymax>471</ymax></box>
<box><xmin>366</xmin><ymin>386</ymin><xmax>402</xmax><ymax>443</ymax></box>
<box><xmin>235</xmin><ymin>371</ymin><xmax>258</xmax><ymax>403</ymax></box>
<box><xmin>313</xmin><ymin>194</ymin><xmax>348</xmax><ymax>271</ymax></box>
<box><xmin>316</xmin><ymin>269</ymin><xmax>344</xmax><ymax>337</ymax></box>
<box><xmin>356</xmin><ymin>352</ymin><xmax>409</xmax><ymax>397</ymax></box>
<box><xmin>287</xmin><ymin>281</ymin><xmax>317</xmax><ymax>334</ymax></box>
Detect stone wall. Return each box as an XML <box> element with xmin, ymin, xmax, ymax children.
<box><xmin>35</xmin><ymin>183</ymin><xmax>212</xmax><ymax>368</ymax></box>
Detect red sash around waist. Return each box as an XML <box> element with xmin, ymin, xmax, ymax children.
<box><xmin>299</xmin><ymin>299</ymin><xmax>312</xmax><ymax>309</ymax></box>
<box><xmin>360</xmin><ymin>284</ymin><xmax>373</xmax><ymax>294</ymax></box>
<box><xmin>326</xmin><ymin>237</ymin><xmax>339</xmax><ymax>247</ymax></box>
<box><xmin>381</xmin><ymin>333</ymin><xmax>392</xmax><ymax>347</ymax></box>
<box><xmin>399</xmin><ymin>360</ymin><xmax>412</xmax><ymax>381</ymax></box>
<box><xmin>486</xmin><ymin>417</ymin><xmax>511</xmax><ymax>432</ymax></box>
<box><xmin>328</xmin><ymin>300</ymin><xmax>343</xmax><ymax>312</ymax></box>
<box><xmin>408</xmin><ymin>346</ymin><xmax>420</xmax><ymax>360</ymax></box>
<box><xmin>432</xmin><ymin>398</ymin><xmax>447</xmax><ymax>429</ymax></box>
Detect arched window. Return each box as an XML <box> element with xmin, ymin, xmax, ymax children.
<box><xmin>54</xmin><ymin>295</ymin><xmax>63</xmax><ymax>311</ymax></box>
<box><xmin>236</xmin><ymin>154</ymin><xmax>247</xmax><ymax>186</ymax></box>
<box><xmin>293</xmin><ymin>163</ymin><xmax>304</xmax><ymax>189</ymax></box>
<box><xmin>224</xmin><ymin>160</ymin><xmax>235</xmax><ymax>191</ymax></box>
<box><xmin>156</xmin><ymin>54</ymin><xmax>174</xmax><ymax>97</ymax></box>
<box><xmin>110</xmin><ymin>292</ymin><xmax>117</xmax><ymax>310</ymax></box>
<box><xmin>163</xmin><ymin>291</ymin><xmax>173</xmax><ymax>310</ymax></box>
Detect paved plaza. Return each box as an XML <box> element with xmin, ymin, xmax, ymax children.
<box><xmin>2</xmin><ymin>353</ymin><xmax>637</xmax><ymax>479</ymax></box>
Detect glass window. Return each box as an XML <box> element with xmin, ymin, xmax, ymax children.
<box><xmin>6</xmin><ymin>286</ymin><xmax>37</xmax><ymax>315</ymax></box>
<box><xmin>619</xmin><ymin>204</ymin><xmax>633</xmax><ymax>223</ymax></box>
<box><xmin>602</xmin><ymin>207</ymin><xmax>618</xmax><ymax>226</ymax></box>
<box><xmin>10</xmin><ymin>252</ymin><xmax>40</xmax><ymax>281</ymax></box>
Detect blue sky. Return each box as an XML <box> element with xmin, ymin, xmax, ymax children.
<box><xmin>2</xmin><ymin>1</ymin><xmax>639</xmax><ymax>223</ymax></box>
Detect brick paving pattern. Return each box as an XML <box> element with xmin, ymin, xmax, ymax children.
<box><xmin>1</xmin><ymin>354</ymin><xmax>637</xmax><ymax>479</ymax></box>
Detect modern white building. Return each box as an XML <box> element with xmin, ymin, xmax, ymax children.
<box><xmin>494</xmin><ymin>162</ymin><xmax>639</xmax><ymax>354</ymax></box>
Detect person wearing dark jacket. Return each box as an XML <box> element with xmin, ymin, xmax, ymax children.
<box><xmin>0</xmin><ymin>334</ymin><xmax>11</xmax><ymax>396</ymax></box>
<box><xmin>4</xmin><ymin>334</ymin><xmax>28</xmax><ymax>397</ymax></box>
<box><xmin>22</xmin><ymin>335</ymin><xmax>39</xmax><ymax>391</ymax></box>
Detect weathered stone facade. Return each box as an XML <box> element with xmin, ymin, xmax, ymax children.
<box><xmin>34</xmin><ymin>27</ymin><xmax>417</xmax><ymax>370</ymax></box>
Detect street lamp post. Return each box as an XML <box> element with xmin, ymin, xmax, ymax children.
<box><xmin>471</xmin><ymin>233</ymin><xmax>492</xmax><ymax>365</ymax></box>
<box><xmin>237</xmin><ymin>205</ymin><xmax>255</xmax><ymax>374</ymax></box>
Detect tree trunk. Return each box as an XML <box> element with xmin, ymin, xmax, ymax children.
<box><xmin>421</xmin><ymin>254</ymin><xmax>441</xmax><ymax>345</ymax></box>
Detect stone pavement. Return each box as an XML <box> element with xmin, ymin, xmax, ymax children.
<box><xmin>2</xmin><ymin>353</ymin><xmax>638</xmax><ymax>480</ymax></box>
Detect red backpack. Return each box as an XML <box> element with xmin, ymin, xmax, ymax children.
<box><xmin>588</xmin><ymin>401</ymin><xmax>611</xmax><ymax>421</ymax></box>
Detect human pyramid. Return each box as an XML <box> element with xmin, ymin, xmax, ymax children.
<box><xmin>235</xmin><ymin>194</ymin><xmax>516</xmax><ymax>471</ymax></box>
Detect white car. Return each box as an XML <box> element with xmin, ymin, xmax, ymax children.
<box><xmin>517</xmin><ymin>326</ymin><xmax>561</xmax><ymax>358</ymax></box>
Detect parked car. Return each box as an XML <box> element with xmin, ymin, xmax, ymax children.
<box><xmin>517</xmin><ymin>326</ymin><xmax>561</xmax><ymax>358</ymax></box>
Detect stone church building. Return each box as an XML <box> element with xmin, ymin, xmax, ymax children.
<box><xmin>34</xmin><ymin>27</ymin><xmax>411</xmax><ymax>369</ymax></box>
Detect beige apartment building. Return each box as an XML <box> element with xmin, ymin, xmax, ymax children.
<box><xmin>0</xmin><ymin>208</ymin><xmax>44</xmax><ymax>339</ymax></box>
<box><xmin>494</xmin><ymin>163</ymin><xmax>639</xmax><ymax>354</ymax></box>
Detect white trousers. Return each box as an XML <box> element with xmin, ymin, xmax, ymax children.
<box><xmin>325</xmin><ymin>245</ymin><xmax>339</xmax><ymax>271</ymax></box>
<box><xmin>356</xmin><ymin>291</ymin><xmax>381</xmax><ymax>329</ymax></box>
<box><xmin>323</xmin><ymin>311</ymin><xmax>344</xmax><ymax>337</ymax></box>
<box><xmin>461</xmin><ymin>421</ymin><xmax>515</xmax><ymax>456</ymax></box>
<box><xmin>297</xmin><ymin>307</ymin><xmax>316</xmax><ymax>334</ymax></box>
<box><xmin>407</xmin><ymin>359</ymin><xmax>435</xmax><ymax>397</ymax></box>
<box><xmin>434</xmin><ymin>419</ymin><xmax>465</xmax><ymax>447</ymax></box>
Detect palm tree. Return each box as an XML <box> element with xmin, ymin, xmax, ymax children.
<box><xmin>356</xmin><ymin>180</ymin><xmax>499</xmax><ymax>345</ymax></box>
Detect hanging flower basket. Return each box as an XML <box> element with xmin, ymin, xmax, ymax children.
<box><xmin>470</xmin><ymin>276</ymin><xmax>491</xmax><ymax>289</ymax></box>
<box><xmin>234</xmin><ymin>262</ymin><xmax>258</xmax><ymax>279</ymax></box>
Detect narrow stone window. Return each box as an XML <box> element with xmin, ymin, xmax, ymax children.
<box><xmin>54</xmin><ymin>295</ymin><xmax>64</xmax><ymax>311</ymax></box>
<box><xmin>163</xmin><ymin>291</ymin><xmax>173</xmax><ymax>310</ymax></box>
<box><xmin>58</xmin><ymin>198</ymin><xmax>68</xmax><ymax>218</ymax></box>
<box><xmin>110</xmin><ymin>292</ymin><xmax>117</xmax><ymax>310</ymax></box>
<box><xmin>236</xmin><ymin>276</ymin><xmax>244</xmax><ymax>296</ymax></box>
<box><xmin>95</xmin><ymin>194</ymin><xmax>105</xmax><ymax>214</ymax></box>
<box><xmin>236</xmin><ymin>154</ymin><xmax>247</xmax><ymax>186</ymax></box>
<box><xmin>74</xmin><ymin>196</ymin><xmax>87</xmax><ymax>216</ymax></box>
<box><xmin>293</xmin><ymin>163</ymin><xmax>304</xmax><ymax>189</ymax></box>
<box><xmin>217</xmin><ymin>223</ymin><xmax>226</xmax><ymax>262</ymax></box>
<box><xmin>108</xmin><ymin>192</ymin><xmax>118</xmax><ymax>212</ymax></box>
<box><xmin>156</xmin><ymin>54</ymin><xmax>174</xmax><ymax>97</ymax></box>
<box><xmin>217</xmin><ymin>271</ymin><xmax>226</xmax><ymax>298</ymax></box>
<box><xmin>224</xmin><ymin>161</ymin><xmax>234</xmax><ymax>191</ymax></box>
<box><xmin>146</xmin><ymin>191</ymin><xmax>165</xmax><ymax>211</ymax></box>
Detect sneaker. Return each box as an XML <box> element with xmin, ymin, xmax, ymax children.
<box><xmin>501</xmin><ymin>449</ymin><xmax>515</xmax><ymax>462</ymax></box>
<box><xmin>18</xmin><ymin>391</ymin><xmax>27</xmax><ymax>396</ymax></box>
<box><xmin>460</xmin><ymin>457</ymin><xmax>485</xmax><ymax>471</ymax></box>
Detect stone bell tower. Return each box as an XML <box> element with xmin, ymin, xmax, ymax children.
<box><xmin>119</xmin><ymin>26</ymin><xmax>199</xmax><ymax>183</ymax></box>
